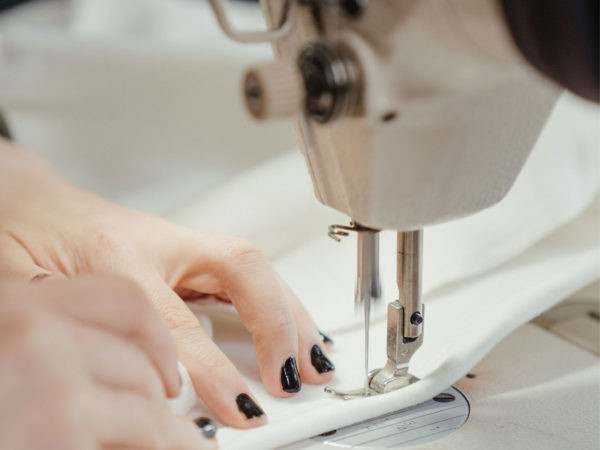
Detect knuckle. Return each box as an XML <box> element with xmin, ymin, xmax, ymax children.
<box><xmin>133</xmin><ymin>301</ymin><xmax>177</xmax><ymax>358</ymax></box>
<box><xmin>204</xmin><ymin>355</ymin><xmax>236</xmax><ymax>380</ymax></box>
<box><xmin>158</xmin><ymin>302</ymin><xmax>191</xmax><ymax>332</ymax></box>
<box><xmin>252</xmin><ymin>307</ymin><xmax>295</xmax><ymax>344</ymax></box>
<box><xmin>223</xmin><ymin>238</ymin><xmax>263</xmax><ymax>264</ymax></box>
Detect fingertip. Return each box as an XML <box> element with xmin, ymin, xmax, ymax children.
<box><xmin>298</xmin><ymin>343</ymin><xmax>336</xmax><ymax>385</ymax></box>
<box><xmin>310</xmin><ymin>344</ymin><xmax>335</xmax><ymax>375</ymax></box>
<box><xmin>280</xmin><ymin>355</ymin><xmax>302</xmax><ymax>394</ymax></box>
<box><xmin>233</xmin><ymin>393</ymin><xmax>268</xmax><ymax>429</ymax></box>
<box><xmin>238</xmin><ymin>414</ymin><xmax>269</xmax><ymax>429</ymax></box>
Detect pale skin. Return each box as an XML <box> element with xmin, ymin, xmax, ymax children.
<box><xmin>0</xmin><ymin>276</ymin><xmax>215</xmax><ymax>449</ymax></box>
<box><xmin>0</xmin><ymin>137</ymin><xmax>334</xmax><ymax>440</ymax></box>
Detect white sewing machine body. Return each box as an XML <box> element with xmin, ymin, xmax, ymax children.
<box><xmin>246</xmin><ymin>0</ymin><xmax>559</xmax><ymax>230</ymax></box>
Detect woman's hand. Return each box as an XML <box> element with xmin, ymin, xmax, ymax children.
<box><xmin>0</xmin><ymin>138</ymin><xmax>335</xmax><ymax>428</ymax></box>
<box><xmin>0</xmin><ymin>276</ymin><xmax>214</xmax><ymax>449</ymax></box>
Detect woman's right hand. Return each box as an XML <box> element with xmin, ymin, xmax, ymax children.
<box><xmin>0</xmin><ymin>275</ymin><xmax>214</xmax><ymax>449</ymax></box>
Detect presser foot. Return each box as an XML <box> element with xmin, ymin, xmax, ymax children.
<box><xmin>324</xmin><ymin>370</ymin><xmax>379</xmax><ymax>400</ymax></box>
<box><xmin>368</xmin><ymin>364</ymin><xmax>419</xmax><ymax>394</ymax></box>
<box><xmin>324</xmin><ymin>369</ymin><xmax>419</xmax><ymax>400</ymax></box>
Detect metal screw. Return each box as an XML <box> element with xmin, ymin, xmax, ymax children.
<box><xmin>339</xmin><ymin>0</ymin><xmax>367</xmax><ymax>17</ymax></box>
<box><xmin>410</xmin><ymin>311</ymin><xmax>423</xmax><ymax>326</ymax></box>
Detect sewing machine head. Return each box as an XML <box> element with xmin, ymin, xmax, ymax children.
<box><xmin>209</xmin><ymin>0</ymin><xmax>559</xmax><ymax>396</ymax></box>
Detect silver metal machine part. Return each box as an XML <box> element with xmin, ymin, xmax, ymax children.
<box><xmin>356</xmin><ymin>229</ymin><xmax>381</xmax><ymax>308</ymax></box>
<box><xmin>398</xmin><ymin>230</ymin><xmax>424</xmax><ymax>339</ymax></box>
<box><xmin>369</xmin><ymin>230</ymin><xmax>423</xmax><ymax>393</ymax></box>
<box><xmin>356</xmin><ymin>229</ymin><xmax>380</xmax><ymax>393</ymax></box>
<box><xmin>311</xmin><ymin>386</ymin><xmax>470</xmax><ymax>448</ymax></box>
<box><xmin>325</xmin><ymin>228</ymin><xmax>423</xmax><ymax>398</ymax></box>
<box><xmin>327</xmin><ymin>222</ymin><xmax>382</xmax><ymax>397</ymax></box>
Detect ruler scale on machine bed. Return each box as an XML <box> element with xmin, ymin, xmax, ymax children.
<box><xmin>311</xmin><ymin>386</ymin><xmax>470</xmax><ymax>448</ymax></box>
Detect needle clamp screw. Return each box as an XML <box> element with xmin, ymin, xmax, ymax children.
<box><xmin>410</xmin><ymin>311</ymin><xmax>424</xmax><ymax>326</ymax></box>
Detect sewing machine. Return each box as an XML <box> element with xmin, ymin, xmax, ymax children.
<box><xmin>208</xmin><ymin>0</ymin><xmax>558</xmax><ymax>399</ymax></box>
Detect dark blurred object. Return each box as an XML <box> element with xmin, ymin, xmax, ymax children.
<box><xmin>0</xmin><ymin>113</ymin><xmax>11</xmax><ymax>140</ymax></box>
<box><xmin>501</xmin><ymin>0</ymin><xmax>599</xmax><ymax>103</ymax></box>
<box><xmin>194</xmin><ymin>417</ymin><xmax>217</xmax><ymax>439</ymax></box>
<box><xmin>0</xmin><ymin>0</ymin><xmax>36</xmax><ymax>12</ymax></box>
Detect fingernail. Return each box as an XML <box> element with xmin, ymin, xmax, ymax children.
<box><xmin>236</xmin><ymin>393</ymin><xmax>264</xmax><ymax>419</ymax></box>
<box><xmin>194</xmin><ymin>417</ymin><xmax>217</xmax><ymax>439</ymax></box>
<box><xmin>311</xmin><ymin>345</ymin><xmax>335</xmax><ymax>374</ymax></box>
<box><xmin>281</xmin><ymin>356</ymin><xmax>301</xmax><ymax>393</ymax></box>
<box><xmin>319</xmin><ymin>330</ymin><xmax>334</xmax><ymax>345</ymax></box>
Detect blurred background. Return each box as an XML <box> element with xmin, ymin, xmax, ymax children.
<box><xmin>0</xmin><ymin>0</ymin><xmax>296</xmax><ymax>215</ymax></box>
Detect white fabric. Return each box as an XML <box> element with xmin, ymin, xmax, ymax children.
<box><xmin>167</xmin><ymin>363</ymin><xmax>196</xmax><ymax>417</ymax></box>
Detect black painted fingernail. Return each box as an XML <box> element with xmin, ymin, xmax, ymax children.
<box><xmin>311</xmin><ymin>345</ymin><xmax>335</xmax><ymax>374</ymax></box>
<box><xmin>281</xmin><ymin>356</ymin><xmax>301</xmax><ymax>393</ymax></box>
<box><xmin>194</xmin><ymin>417</ymin><xmax>217</xmax><ymax>439</ymax></box>
<box><xmin>319</xmin><ymin>330</ymin><xmax>334</xmax><ymax>345</ymax></box>
<box><xmin>236</xmin><ymin>393</ymin><xmax>264</xmax><ymax>419</ymax></box>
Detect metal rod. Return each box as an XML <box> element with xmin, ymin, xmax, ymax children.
<box><xmin>397</xmin><ymin>230</ymin><xmax>423</xmax><ymax>339</ymax></box>
<box><xmin>355</xmin><ymin>230</ymin><xmax>381</xmax><ymax>308</ymax></box>
<box><xmin>363</xmin><ymin>296</ymin><xmax>371</xmax><ymax>394</ymax></box>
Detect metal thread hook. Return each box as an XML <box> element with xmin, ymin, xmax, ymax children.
<box><xmin>208</xmin><ymin>0</ymin><xmax>298</xmax><ymax>43</ymax></box>
<box><xmin>327</xmin><ymin>222</ymin><xmax>379</xmax><ymax>241</ymax></box>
